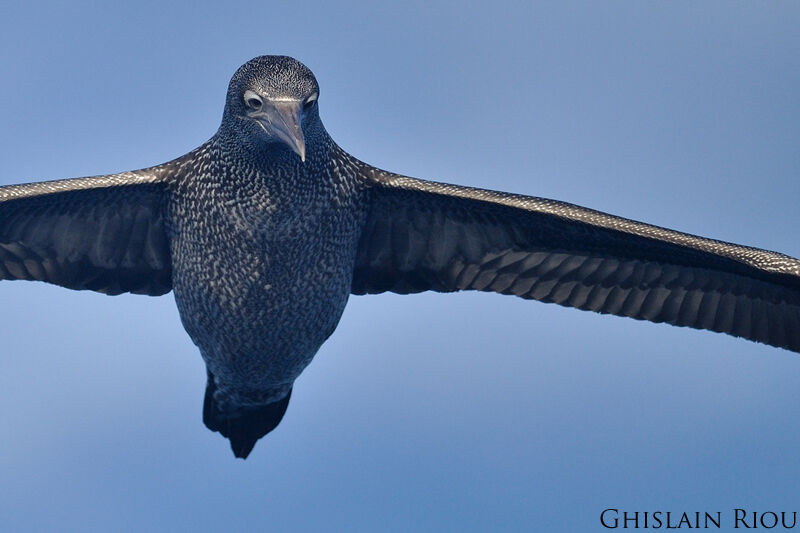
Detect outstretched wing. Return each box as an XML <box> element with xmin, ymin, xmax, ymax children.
<box><xmin>0</xmin><ymin>170</ymin><xmax>172</xmax><ymax>296</ymax></box>
<box><xmin>352</xmin><ymin>169</ymin><xmax>800</xmax><ymax>353</ymax></box>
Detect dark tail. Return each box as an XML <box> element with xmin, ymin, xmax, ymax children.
<box><xmin>203</xmin><ymin>372</ymin><xmax>292</xmax><ymax>459</ymax></box>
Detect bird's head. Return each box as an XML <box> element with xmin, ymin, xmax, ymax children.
<box><xmin>220</xmin><ymin>55</ymin><xmax>321</xmax><ymax>162</ymax></box>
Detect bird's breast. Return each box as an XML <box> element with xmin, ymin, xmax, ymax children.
<box><xmin>167</xmin><ymin>180</ymin><xmax>365</xmax><ymax>389</ymax></box>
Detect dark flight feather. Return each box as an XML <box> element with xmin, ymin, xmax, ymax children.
<box><xmin>353</xmin><ymin>169</ymin><xmax>800</xmax><ymax>352</ymax></box>
<box><xmin>0</xmin><ymin>171</ymin><xmax>172</xmax><ymax>295</ymax></box>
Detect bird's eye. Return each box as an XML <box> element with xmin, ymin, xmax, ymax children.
<box><xmin>243</xmin><ymin>90</ymin><xmax>263</xmax><ymax>111</ymax></box>
<box><xmin>303</xmin><ymin>93</ymin><xmax>318</xmax><ymax>111</ymax></box>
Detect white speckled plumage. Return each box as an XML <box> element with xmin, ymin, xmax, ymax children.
<box><xmin>1</xmin><ymin>56</ymin><xmax>799</xmax><ymax>458</ymax></box>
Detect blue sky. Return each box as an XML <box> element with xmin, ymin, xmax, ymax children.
<box><xmin>1</xmin><ymin>2</ymin><xmax>799</xmax><ymax>531</ymax></box>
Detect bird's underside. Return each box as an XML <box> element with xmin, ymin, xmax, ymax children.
<box><xmin>2</xmin><ymin>164</ymin><xmax>800</xmax><ymax>458</ymax></box>
<box><xmin>1</xmin><ymin>55</ymin><xmax>799</xmax><ymax>458</ymax></box>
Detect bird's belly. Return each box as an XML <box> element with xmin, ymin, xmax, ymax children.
<box><xmin>171</xmin><ymin>234</ymin><xmax>354</xmax><ymax>392</ymax></box>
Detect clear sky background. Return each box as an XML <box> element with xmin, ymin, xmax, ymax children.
<box><xmin>1</xmin><ymin>2</ymin><xmax>799</xmax><ymax>531</ymax></box>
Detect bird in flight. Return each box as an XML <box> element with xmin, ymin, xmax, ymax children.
<box><xmin>1</xmin><ymin>56</ymin><xmax>798</xmax><ymax>458</ymax></box>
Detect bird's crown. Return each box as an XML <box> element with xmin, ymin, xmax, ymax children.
<box><xmin>227</xmin><ymin>55</ymin><xmax>319</xmax><ymax>103</ymax></box>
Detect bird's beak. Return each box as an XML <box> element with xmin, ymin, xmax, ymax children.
<box><xmin>252</xmin><ymin>101</ymin><xmax>306</xmax><ymax>162</ymax></box>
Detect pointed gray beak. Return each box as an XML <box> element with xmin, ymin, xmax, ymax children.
<box><xmin>252</xmin><ymin>100</ymin><xmax>306</xmax><ymax>162</ymax></box>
